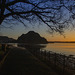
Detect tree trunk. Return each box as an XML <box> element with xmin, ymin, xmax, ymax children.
<box><xmin>0</xmin><ymin>16</ymin><xmax>5</xmax><ymax>24</ymax></box>
<box><xmin>0</xmin><ymin>0</ymin><xmax>6</xmax><ymax>25</ymax></box>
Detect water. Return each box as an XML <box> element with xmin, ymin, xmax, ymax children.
<box><xmin>8</xmin><ymin>43</ymin><xmax>75</xmax><ymax>56</ymax></box>
<box><xmin>42</xmin><ymin>43</ymin><xmax>75</xmax><ymax>56</ymax></box>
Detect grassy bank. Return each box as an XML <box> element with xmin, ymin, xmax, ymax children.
<box><xmin>0</xmin><ymin>44</ymin><xmax>10</xmax><ymax>69</ymax></box>
<box><xmin>28</xmin><ymin>49</ymin><xmax>75</xmax><ymax>75</ymax></box>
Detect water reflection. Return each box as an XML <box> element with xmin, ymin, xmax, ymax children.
<box><xmin>42</xmin><ymin>43</ymin><xmax>75</xmax><ymax>56</ymax></box>
<box><xmin>18</xmin><ymin>43</ymin><xmax>46</xmax><ymax>51</ymax></box>
<box><xmin>7</xmin><ymin>43</ymin><xmax>75</xmax><ymax>56</ymax></box>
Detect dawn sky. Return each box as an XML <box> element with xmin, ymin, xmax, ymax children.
<box><xmin>0</xmin><ymin>0</ymin><xmax>75</xmax><ymax>41</ymax></box>
<box><xmin>1</xmin><ymin>22</ymin><xmax>75</xmax><ymax>41</ymax></box>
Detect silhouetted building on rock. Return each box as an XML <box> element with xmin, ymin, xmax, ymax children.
<box><xmin>17</xmin><ymin>31</ymin><xmax>48</xmax><ymax>44</ymax></box>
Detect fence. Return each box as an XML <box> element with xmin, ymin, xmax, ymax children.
<box><xmin>28</xmin><ymin>48</ymin><xmax>75</xmax><ymax>75</ymax></box>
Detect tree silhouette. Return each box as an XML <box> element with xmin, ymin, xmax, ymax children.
<box><xmin>0</xmin><ymin>0</ymin><xmax>75</xmax><ymax>33</ymax></box>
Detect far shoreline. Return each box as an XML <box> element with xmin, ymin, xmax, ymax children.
<box><xmin>48</xmin><ymin>41</ymin><xmax>75</xmax><ymax>43</ymax></box>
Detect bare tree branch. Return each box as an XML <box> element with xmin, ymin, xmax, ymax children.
<box><xmin>0</xmin><ymin>0</ymin><xmax>75</xmax><ymax>34</ymax></box>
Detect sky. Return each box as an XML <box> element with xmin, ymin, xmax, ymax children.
<box><xmin>1</xmin><ymin>22</ymin><xmax>75</xmax><ymax>41</ymax></box>
<box><xmin>0</xmin><ymin>0</ymin><xmax>75</xmax><ymax>41</ymax></box>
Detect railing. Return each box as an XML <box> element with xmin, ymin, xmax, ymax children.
<box><xmin>28</xmin><ymin>49</ymin><xmax>75</xmax><ymax>75</ymax></box>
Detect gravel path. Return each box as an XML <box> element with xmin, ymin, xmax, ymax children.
<box><xmin>0</xmin><ymin>47</ymin><xmax>58</xmax><ymax>75</ymax></box>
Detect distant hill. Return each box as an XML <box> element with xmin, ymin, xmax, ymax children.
<box><xmin>17</xmin><ymin>31</ymin><xmax>48</xmax><ymax>44</ymax></box>
<box><xmin>0</xmin><ymin>36</ymin><xmax>16</xmax><ymax>43</ymax></box>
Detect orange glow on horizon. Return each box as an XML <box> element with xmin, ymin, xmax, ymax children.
<box><xmin>1</xmin><ymin>24</ymin><xmax>75</xmax><ymax>42</ymax></box>
<box><xmin>41</xmin><ymin>30</ymin><xmax>75</xmax><ymax>42</ymax></box>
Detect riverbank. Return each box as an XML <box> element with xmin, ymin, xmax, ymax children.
<box><xmin>29</xmin><ymin>49</ymin><xmax>75</xmax><ymax>75</ymax></box>
<box><xmin>0</xmin><ymin>47</ymin><xmax>58</xmax><ymax>75</ymax></box>
<box><xmin>0</xmin><ymin>45</ymin><xmax>11</xmax><ymax>70</ymax></box>
<box><xmin>0</xmin><ymin>50</ymin><xmax>10</xmax><ymax>70</ymax></box>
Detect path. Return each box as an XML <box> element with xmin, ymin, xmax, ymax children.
<box><xmin>0</xmin><ymin>47</ymin><xmax>58</xmax><ymax>75</ymax></box>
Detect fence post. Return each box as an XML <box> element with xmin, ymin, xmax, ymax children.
<box><xmin>73</xmin><ymin>58</ymin><xmax>75</xmax><ymax>70</ymax></box>
<box><xmin>63</xmin><ymin>55</ymin><xmax>66</xmax><ymax>74</ymax></box>
<box><xmin>35</xmin><ymin>50</ymin><xmax>37</xmax><ymax>56</ymax></box>
<box><xmin>1</xmin><ymin>44</ymin><xmax>7</xmax><ymax>52</ymax></box>
<box><xmin>54</xmin><ymin>53</ymin><xmax>57</xmax><ymax>67</ymax></box>
<box><xmin>44</xmin><ymin>50</ymin><xmax>46</xmax><ymax>61</ymax></box>
<box><xmin>49</xmin><ymin>51</ymin><xmax>51</xmax><ymax>61</ymax></box>
<box><xmin>74</xmin><ymin>62</ymin><xmax>75</xmax><ymax>70</ymax></box>
<box><xmin>40</xmin><ymin>49</ymin><xmax>42</xmax><ymax>57</ymax></box>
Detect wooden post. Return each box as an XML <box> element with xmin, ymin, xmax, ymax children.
<box><xmin>39</xmin><ymin>49</ymin><xmax>41</xmax><ymax>56</ymax></box>
<box><xmin>40</xmin><ymin>49</ymin><xmax>42</xmax><ymax>56</ymax></box>
<box><xmin>74</xmin><ymin>62</ymin><xmax>75</xmax><ymax>70</ymax></box>
<box><xmin>73</xmin><ymin>58</ymin><xmax>75</xmax><ymax>70</ymax></box>
<box><xmin>54</xmin><ymin>53</ymin><xmax>57</xmax><ymax>66</ymax></box>
<box><xmin>44</xmin><ymin>50</ymin><xmax>46</xmax><ymax>60</ymax></box>
<box><xmin>34</xmin><ymin>50</ymin><xmax>36</xmax><ymax>55</ymax></box>
<box><xmin>49</xmin><ymin>51</ymin><xmax>51</xmax><ymax>61</ymax></box>
<box><xmin>63</xmin><ymin>55</ymin><xmax>66</xmax><ymax>74</ymax></box>
<box><xmin>40</xmin><ymin>49</ymin><xmax>43</xmax><ymax>58</ymax></box>
<box><xmin>1</xmin><ymin>44</ymin><xmax>7</xmax><ymax>52</ymax></box>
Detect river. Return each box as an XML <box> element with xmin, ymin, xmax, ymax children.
<box><xmin>42</xmin><ymin>43</ymin><xmax>75</xmax><ymax>56</ymax></box>
<box><xmin>8</xmin><ymin>43</ymin><xmax>75</xmax><ymax>56</ymax></box>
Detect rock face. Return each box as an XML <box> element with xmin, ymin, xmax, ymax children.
<box><xmin>17</xmin><ymin>31</ymin><xmax>48</xmax><ymax>44</ymax></box>
<box><xmin>0</xmin><ymin>36</ymin><xmax>16</xmax><ymax>43</ymax></box>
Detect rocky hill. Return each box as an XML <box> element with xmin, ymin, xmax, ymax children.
<box><xmin>17</xmin><ymin>31</ymin><xmax>48</xmax><ymax>44</ymax></box>
<box><xmin>0</xmin><ymin>36</ymin><xmax>16</xmax><ymax>43</ymax></box>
